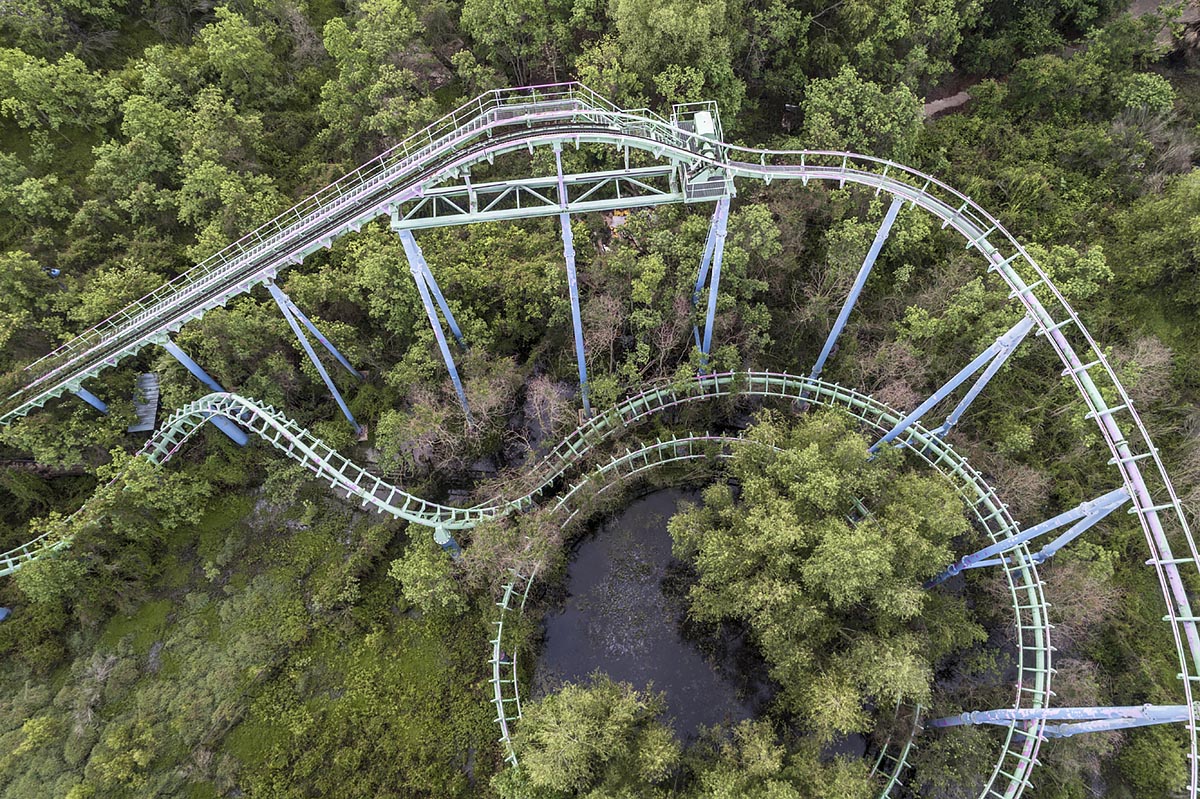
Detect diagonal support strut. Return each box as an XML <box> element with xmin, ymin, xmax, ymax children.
<box><xmin>871</xmin><ymin>315</ymin><xmax>1034</xmax><ymax>452</ymax></box>
<box><xmin>159</xmin><ymin>338</ymin><xmax>247</xmax><ymax>446</ymax></box>
<box><xmin>266</xmin><ymin>282</ymin><xmax>362</xmax><ymax>435</ymax></box>
<box><xmin>930</xmin><ymin>703</ymin><xmax>1195</xmax><ymax>739</ymax></box>
<box><xmin>927</xmin><ymin>486</ymin><xmax>1130</xmax><ymax>587</ymax></box>
<box><xmin>810</xmin><ymin>196</ymin><xmax>904</xmax><ymax>381</ymax></box>
<box><xmin>554</xmin><ymin>142</ymin><xmax>591</xmax><ymax>416</ymax></box>
<box><xmin>691</xmin><ymin>195</ymin><xmax>731</xmax><ymax>370</ymax></box>
<box><xmin>72</xmin><ymin>388</ymin><xmax>108</xmax><ymax>414</ymax></box>
<box><xmin>271</xmin><ymin>291</ymin><xmax>364</xmax><ymax>379</ymax></box>
<box><xmin>395</xmin><ymin>230</ymin><xmax>472</xmax><ymax>420</ymax></box>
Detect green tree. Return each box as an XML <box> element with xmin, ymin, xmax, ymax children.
<box><xmin>799</xmin><ymin>66</ymin><xmax>923</xmax><ymax>160</ymax></box>
<box><xmin>804</xmin><ymin>0</ymin><xmax>982</xmax><ymax>88</ymax></box>
<box><xmin>197</xmin><ymin>7</ymin><xmax>277</xmax><ymax>100</ymax></box>
<box><xmin>612</xmin><ymin>0</ymin><xmax>745</xmax><ymax>116</ymax></box>
<box><xmin>1111</xmin><ymin>170</ymin><xmax>1200</xmax><ymax>309</ymax></box>
<box><xmin>387</xmin><ymin>536</ymin><xmax>465</xmax><ymax>614</ymax></box>
<box><xmin>319</xmin><ymin>0</ymin><xmax>440</xmax><ymax>152</ymax></box>
<box><xmin>461</xmin><ymin>0</ymin><xmax>582</xmax><ymax>85</ymax></box>
<box><xmin>1117</xmin><ymin>72</ymin><xmax>1177</xmax><ymax>113</ymax></box>
<box><xmin>499</xmin><ymin>674</ymin><xmax>680</xmax><ymax>798</ymax></box>
<box><xmin>668</xmin><ymin>410</ymin><xmax>982</xmax><ymax>741</ymax></box>
<box><xmin>0</xmin><ymin>48</ymin><xmax>106</xmax><ymax>132</ymax></box>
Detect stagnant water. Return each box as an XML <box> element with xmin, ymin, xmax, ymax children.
<box><xmin>535</xmin><ymin>488</ymin><xmax>772</xmax><ymax>737</ymax></box>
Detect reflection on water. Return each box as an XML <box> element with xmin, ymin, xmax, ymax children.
<box><xmin>536</xmin><ymin>488</ymin><xmax>767</xmax><ymax>737</ymax></box>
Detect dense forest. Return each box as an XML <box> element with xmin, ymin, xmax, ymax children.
<box><xmin>1</xmin><ymin>0</ymin><xmax>1199</xmax><ymax>797</ymax></box>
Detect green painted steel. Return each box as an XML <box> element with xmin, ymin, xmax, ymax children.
<box><xmin>1</xmin><ymin>373</ymin><xmax>1050</xmax><ymax>799</ymax></box>
<box><xmin>0</xmin><ymin>81</ymin><xmax>1194</xmax><ymax>797</ymax></box>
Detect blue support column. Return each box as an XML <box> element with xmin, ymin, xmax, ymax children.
<box><xmin>696</xmin><ymin>196</ymin><xmax>730</xmax><ymax>369</ymax></box>
<box><xmin>397</xmin><ymin>230</ymin><xmax>472</xmax><ymax>420</ymax></box>
<box><xmin>160</xmin><ymin>339</ymin><xmax>248</xmax><ymax>446</ymax></box>
<box><xmin>691</xmin><ymin>200</ymin><xmax>722</xmax><ymax>351</ymax></box>
<box><xmin>554</xmin><ymin>143</ymin><xmax>591</xmax><ymax>416</ymax></box>
<box><xmin>162</xmin><ymin>339</ymin><xmax>223</xmax><ymax>393</ymax></box>
<box><xmin>266</xmin><ymin>282</ymin><xmax>362</xmax><ymax>435</ymax></box>
<box><xmin>434</xmin><ymin>527</ymin><xmax>463</xmax><ymax>560</ymax></box>
<box><xmin>810</xmin><ymin>196</ymin><xmax>904</xmax><ymax>381</ymax></box>
<box><xmin>73</xmin><ymin>388</ymin><xmax>108</xmax><ymax>414</ymax></box>
<box><xmin>930</xmin><ymin>704</ymin><xmax>1194</xmax><ymax>739</ymax></box>
<box><xmin>421</xmin><ymin>265</ymin><xmax>465</xmax><ymax>347</ymax></box>
<box><xmin>927</xmin><ymin>486</ymin><xmax>1130</xmax><ymax>587</ymax></box>
<box><xmin>273</xmin><ymin>293</ymin><xmax>364</xmax><ymax>378</ymax></box>
<box><xmin>871</xmin><ymin>315</ymin><xmax>1034</xmax><ymax>452</ymax></box>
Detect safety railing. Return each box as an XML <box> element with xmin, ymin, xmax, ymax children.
<box><xmin>1</xmin><ymin>82</ymin><xmax>1191</xmax><ymax>796</ymax></box>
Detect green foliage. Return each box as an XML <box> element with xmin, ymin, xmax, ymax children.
<box><xmin>0</xmin><ymin>48</ymin><xmax>106</xmax><ymax>131</ymax></box>
<box><xmin>612</xmin><ymin>0</ymin><xmax>745</xmax><ymax>116</ymax></box>
<box><xmin>908</xmin><ymin>724</ymin><xmax>993</xmax><ymax>799</ymax></box>
<box><xmin>502</xmin><ymin>674</ymin><xmax>680</xmax><ymax>797</ymax></box>
<box><xmin>1117</xmin><ymin>71</ymin><xmax>1177</xmax><ymax>113</ymax></box>
<box><xmin>803</xmin><ymin>0</ymin><xmax>982</xmax><ymax>87</ymax></box>
<box><xmin>960</xmin><ymin>0</ymin><xmax>1125</xmax><ymax>73</ymax></box>
<box><xmin>799</xmin><ymin>66</ymin><xmax>923</xmax><ymax>161</ymax></box>
<box><xmin>197</xmin><ymin>8</ymin><xmax>277</xmax><ymax>100</ymax></box>
<box><xmin>387</xmin><ymin>535</ymin><xmax>466</xmax><ymax>615</ymax></box>
<box><xmin>1115</xmin><ymin>724</ymin><xmax>1188</xmax><ymax>797</ymax></box>
<box><xmin>319</xmin><ymin>0</ymin><xmax>439</xmax><ymax>151</ymax></box>
<box><xmin>1111</xmin><ymin>170</ymin><xmax>1200</xmax><ymax>309</ymax></box>
<box><xmin>669</xmin><ymin>411</ymin><xmax>981</xmax><ymax>741</ymax></box>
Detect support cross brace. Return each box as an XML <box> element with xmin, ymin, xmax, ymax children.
<box><xmin>266</xmin><ymin>282</ymin><xmax>362</xmax><ymax>435</ymax></box>
<box><xmin>871</xmin><ymin>314</ymin><xmax>1034</xmax><ymax>451</ymax></box>
<box><xmin>810</xmin><ymin>195</ymin><xmax>903</xmax><ymax>381</ymax></box>
<box><xmin>928</xmin><ymin>486</ymin><xmax>1130</xmax><ymax>586</ymax></box>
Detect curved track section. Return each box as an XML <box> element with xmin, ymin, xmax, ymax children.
<box><xmin>0</xmin><ymin>82</ymin><xmax>1192</xmax><ymax>796</ymax></box>
<box><xmin>1</xmin><ymin>373</ymin><xmax>1051</xmax><ymax>799</ymax></box>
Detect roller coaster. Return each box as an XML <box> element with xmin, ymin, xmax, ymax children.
<box><xmin>1</xmin><ymin>83</ymin><xmax>1197</xmax><ymax>798</ymax></box>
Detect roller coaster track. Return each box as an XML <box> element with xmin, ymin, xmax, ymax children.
<box><xmin>3</xmin><ymin>373</ymin><xmax>1044</xmax><ymax>799</ymax></box>
<box><xmin>1</xmin><ymin>82</ymin><xmax>1196</xmax><ymax>797</ymax></box>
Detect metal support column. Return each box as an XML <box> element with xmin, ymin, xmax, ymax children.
<box><xmin>160</xmin><ymin>339</ymin><xmax>248</xmax><ymax>446</ymax></box>
<box><xmin>928</xmin><ymin>486</ymin><xmax>1130</xmax><ymax>587</ymax></box>
<box><xmin>271</xmin><ymin>292</ymin><xmax>364</xmax><ymax>378</ymax></box>
<box><xmin>266</xmin><ymin>282</ymin><xmax>362</xmax><ymax>435</ymax></box>
<box><xmin>72</xmin><ymin>388</ymin><xmax>108</xmax><ymax>414</ymax></box>
<box><xmin>810</xmin><ymin>196</ymin><xmax>903</xmax><ymax>381</ymax></box>
<box><xmin>396</xmin><ymin>230</ymin><xmax>471</xmax><ymax>419</ymax></box>
<box><xmin>434</xmin><ymin>527</ymin><xmax>463</xmax><ymax>559</ymax></box>
<box><xmin>931</xmin><ymin>704</ymin><xmax>1195</xmax><ymax>738</ymax></box>
<box><xmin>871</xmin><ymin>315</ymin><xmax>1034</xmax><ymax>452</ymax></box>
<box><xmin>554</xmin><ymin>142</ymin><xmax>591</xmax><ymax>416</ymax></box>
<box><xmin>691</xmin><ymin>195</ymin><xmax>731</xmax><ymax>369</ymax></box>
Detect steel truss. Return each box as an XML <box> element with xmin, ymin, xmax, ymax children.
<box><xmin>2</xmin><ymin>83</ymin><xmax>1197</xmax><ymax>799</ymax></box>
<box><xmin>390</xmin><ymin>165</ymin><xmax>682</xmax><ymax>230</ymax></box>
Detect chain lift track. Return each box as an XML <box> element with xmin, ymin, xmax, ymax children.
<box><xmin>0</xmin><ymin>84</ymin><xmax>1196</xmax><ymax>798</ymax></box>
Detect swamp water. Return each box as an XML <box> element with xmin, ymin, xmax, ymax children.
<box><xmin>535</xmin><ymin>488</ymin><xmax>772</xmax><ymax>737</ymax></box>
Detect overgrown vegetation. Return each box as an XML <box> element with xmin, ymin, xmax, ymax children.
<box><xmin>1</xmin><ymin>0</ymin><xmax>1198</xmax><ymax>796</ymax></box>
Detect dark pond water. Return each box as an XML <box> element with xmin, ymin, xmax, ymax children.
<box><xmin>535</xmin><ymin>488</ymin><xmax>771</xmax><ymax>737</ymax></box>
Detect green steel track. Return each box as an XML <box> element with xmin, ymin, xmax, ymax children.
<box><xmin>0</xmin><ymin>82</ymin><xmax>1195</xmax><ymax>798</ymax></box>
<box><xmin>2</xmin><ymin>372</ymin><xmax>1049</xmax><ymax>799</ymax></box>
